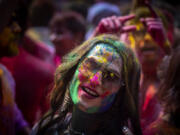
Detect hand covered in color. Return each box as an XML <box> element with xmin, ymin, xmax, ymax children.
<box><xmin>140</xmin><ymin>18</ymin><xmax>167</xmax><ymax>49</ymax></box>
<box><xmin>92</xmin><ymin>15</ymin><xmax>136</xmax><ymax>37</ymax></box>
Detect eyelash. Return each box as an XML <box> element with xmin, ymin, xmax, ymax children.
<box><xmin>102</xmin><ymin>70</ymin><xmax>119</xmax><ymax>82</ymax></box>
<box><xmin>81</xmin><ymin>59</ymin><xmax>121</xmax><ymax>82</ymax></box>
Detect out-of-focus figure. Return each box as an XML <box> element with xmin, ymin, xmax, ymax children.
<box><xmin>0</xmin><ymin>0</ymin><xmax>55</xmax><ymax>127</ymax></box>
<box><xmin>85</xmin><ymin>2</ymin><xmax>121</xmax><ymax>39</ymax></box>
<box><xmin>0</xmin><ymin>0</ymin><xmax>30</xmax><ymax>134</ymax></box>
<box><xmin>144</xmin><ymin>45</ymin><xmax>180</xmax><ymax>135</ymax></box>
<box><xmin>49</xmin><ymin>11</ymin><xmax>86</xmax><ymax>67</ymax></box>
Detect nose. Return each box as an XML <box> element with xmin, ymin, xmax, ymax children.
<box><xmin>144</xmin><ymin>33</ymin><xmax>153</xmax><ymax>42</ymax></box>
<box><xmin>50</xmin><ymin>33</ymin><xmax>56</xmax><ymax>42</ymax></box>
<box><xmin>50</xmin><ymin>33</ymin><xmax>63</xmax><ymax>43</ymax></box>
<box><xmin>90</xmin><ymin>71</ymin><xmax>102</xmax><ymax>87</ymax></box>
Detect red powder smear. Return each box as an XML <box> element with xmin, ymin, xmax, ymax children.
<box><xmin>143</xmin><ymin>85</ymin><xmax>156</xmax><ymax>111</ymax></box>
<box><xmin>100</xmin><ymin>91</ymin><xmax>110</xmax><ymax>98</ymax></box>
<box><xmin>78</xmin><ymin>72</ymin><xmax>86</xmax><ymax>81</ymax></box>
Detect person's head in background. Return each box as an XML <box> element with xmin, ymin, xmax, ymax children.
<box><xmin>128</xmin><ymin>1</ymin><xmax>173</xmax><ymax>76</ymax></box>
<box><xmin>85</xmin><ymin>2</ymin><xmax>121</xmax><ymax>39</ymax></box>
<box><xmin>0</xmin><ymin>0</ymin><xmax>31</xmax><ymax>57</ymax></box>
<box><xmin>49</xmin><ymin>11</ymin><xmax>86</xmax><ymax>57</ymax></box>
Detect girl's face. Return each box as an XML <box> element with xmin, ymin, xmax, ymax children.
<box><xmin>69</xmin><ymin>43</ymin><xmax>123</xmax><ymax>113</ymax></box>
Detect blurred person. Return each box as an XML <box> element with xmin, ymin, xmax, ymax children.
<box><xmin>25</xmin><ymin>0</ymin><xmax>56</xmax><ymax>63</ymax></box>
<box><xmin>1</xmin><ymin>0</ymin><xmax>55</xmax><ymax>127</ymax></box>
<box><xmin>31</xmin><ymin>34</ymin><xmax>142</xmax><ymax>135</ymax></box>
<box><xmin>128</xmin><ymin>1</ymin><xmax>173</xmax><ymax>130</ymax></box>
<box><xmin>49</xmin><ymin>11</ymin><xmax>86</xmax><ymax>67</ymax></box>
<box><xmin>144</xmin><ymin>46</ymin><xmax>180</xmax><ymax>135</ymax></box>
<box><xmin>85</xmin><ymin>1</ymin><xmax>121</xmax><ymax>39</ymax></box>
<box><xmin>0</xmin><ymin>0</ymin><xmax>30</xmax><ymax>134</ymax></box>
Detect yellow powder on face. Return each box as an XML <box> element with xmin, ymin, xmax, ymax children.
<box><xmin>136</xmin><ymin>22</ymin><xmax>144</xmax><ymax>31</ymax></box>
<box><xmin>128</xmin><ymin>33</ymin><xmax>136</xmax><ymax>49</ymax></box>
<box><xmin>0</xmin><ymin>28</ymin><xmax>14</xmax><ymax>47</ymax></box>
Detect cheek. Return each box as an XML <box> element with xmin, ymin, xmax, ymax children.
<box><xmin>78</xmin><ymin>71</ymin><xmax>87</xmax><ymax>82</ymax></box>
<box><xmin>78</xmin><ymin>68</ymin><xmax>95</xmax><ymax>82</ymax></box>
<box><xmin>101</xmin><ymin>85</ymin><xmax>120</xmax><ymax>105</ymax></box>
<box><xmin>103</xmin><ymin>83</ymin><xmax>120</xmax><ymax>93</ymax></box>
<box><xmin>78</xmin><ymin>68</ymin><xmax>91</xmax><ymax>83</ymax></box>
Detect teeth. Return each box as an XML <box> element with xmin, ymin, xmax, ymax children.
<box><xmin>83</xmin><ymin>87</ymin><xmax>99</xmax><ymax>97</ymax></box>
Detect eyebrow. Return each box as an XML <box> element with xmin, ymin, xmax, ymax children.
<box><xmin>106</xmin><ymin>66</ymin><xmax>121</xmax><ymax>78</ymax></box>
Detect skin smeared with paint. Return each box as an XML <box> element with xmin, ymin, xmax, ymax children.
<box><xmin>69</xmin><ymin>43</ymin><xmax>123</xmax><ymax>113</ymax></box>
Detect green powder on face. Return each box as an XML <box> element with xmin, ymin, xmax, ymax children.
<box><xmin>70</xmin><ymin>70</ymin><xmax>80</xmax><ymax>104</ymax></box>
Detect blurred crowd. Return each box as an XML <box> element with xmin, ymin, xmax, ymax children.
<box><xmin>0</xmin><ymin>0</ymin><xmax>180</xmax><ymax>135</ymax></box>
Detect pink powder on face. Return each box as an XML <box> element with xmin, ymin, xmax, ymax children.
<box><xmin>90</xmin><ymin>72</ymin><xmax>101</xmax><ymax>87</ymax></box>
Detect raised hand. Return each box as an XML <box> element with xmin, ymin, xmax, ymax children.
<box><xmin>92</xmin><ymin>14</ymin><xmax>136</xmax><ymax>37</ymax></box>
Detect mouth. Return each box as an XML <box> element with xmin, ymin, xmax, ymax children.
<box><xmin>140</xmin><ymin>47</ymin><xmax>158</xmax><ymax>55</ymax></box>
<box><xmin>81</xmin><ymin>86</ymin><xmax>99</xmax><ymax>98</ymax></box>
<box><xmin>141</xmin><ymin>47</ymin><xmax>157</xmax><ymax>52</ymax></box>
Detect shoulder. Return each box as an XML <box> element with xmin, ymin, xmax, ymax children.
<box><xmin>31</xmin><ymin>113</ymin><xmax>72</xmax><ymax>135</ymax></box>
<box><xmin>30</xmin><ymin>122</ymin><xmax>59</xmax><ymax>135</ymax></box>
<box><xmin>0</xmin><ymin>63</ymin><xmax>15</xmax><ymax>95</ymax></box>
<box><xmin>144</xmin><ymin>118</ymin><xmax>180</xmax><ymax>135</ymax></box>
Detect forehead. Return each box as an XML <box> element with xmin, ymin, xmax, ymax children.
<box><xmin>86</xmin><ymin>43</ymin><xmax>122</xmax><ymax>73</ymax></box>
<box><xmin>87</xmin><ymin>43</ymin><xmax>120</xmax><ymax>61</ymax></box>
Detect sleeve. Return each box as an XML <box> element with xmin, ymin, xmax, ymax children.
<box><xmin>14</xmin><ymin>103</ymin><xmax>29</xmax><ymax>132</ymax></box>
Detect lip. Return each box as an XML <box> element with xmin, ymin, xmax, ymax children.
<box><xmin>79</xmin><ymin>85</ymin><xmax>100</xmax><ymax>99</ymax></box>
<box><xmin>140</xmin><ymin>47</ymin><xmax>158</xmax><ymax>55</ymax></box>
<box><xmin>140</xmin><ymin>46</ymin><xmax>157</xmax><ymax>52</ymax></box>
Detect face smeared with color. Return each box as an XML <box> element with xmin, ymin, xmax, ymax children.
<box><xmin>130</xmin><ymin>22</ymin><xmax>165</xmax><ymax>71</ymax></box>
<box><xmin>0</xmin><ymin>22</ymin><xmax>20</xmax><ymax>57</ymax></box>
<box><xmin>69</xmin><ymin>43</ymin><xmax>123</xmax><ymax>113</ymax></box>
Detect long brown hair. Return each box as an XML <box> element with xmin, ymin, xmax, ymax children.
<box><xmin>36</xmin><ymin>34</ymin><xmax>142</xmax><ymax>135</ymax></box>
<box><xmin>158</xmin><ymin>46</ymin><xmax>180</xmax><ymax>113</ymax></box>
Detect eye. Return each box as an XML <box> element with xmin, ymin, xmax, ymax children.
<box><xmin>102</xmin><ymin>70</ymin><xmax>119</xmax><ymax>82</ymax></box>
<box><xmin>133</xmin><ymin>30</ymin><xmax>146</xmax><ymax>38</ymax></box>
<box><xmin>82</xmin><ymin>58</ymin><xmax>100</xmax><ymax>70</ymax></box>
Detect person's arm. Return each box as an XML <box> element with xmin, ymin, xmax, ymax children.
<box><xmin>91</xmin><ymin>15</ymin><xmax>136</xmax><ymax>38</ymax></box>
<box><xmin>14</xmin><ymin>103</ymin><xmax>30</xmax><ymax>135</ymax></box>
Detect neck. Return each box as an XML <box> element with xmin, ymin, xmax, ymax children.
<box><xmin>70</xmin><ymin>106</ymin><xmax>123</xmax><ymax>135</ymax></box>
<box><xmin>141</xmin><ymin>71</ymin><xmax>158</xmax><ymax>81</ymax></box>
<box><xmin>142</xmin><ymin>65</ymin><xmax>158</xmax><ymax>79</ymax></box>
<box><xmin>71</xmin><ymin>106</ymin><xmax>103</xmax><ymax>134</ymax></box>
